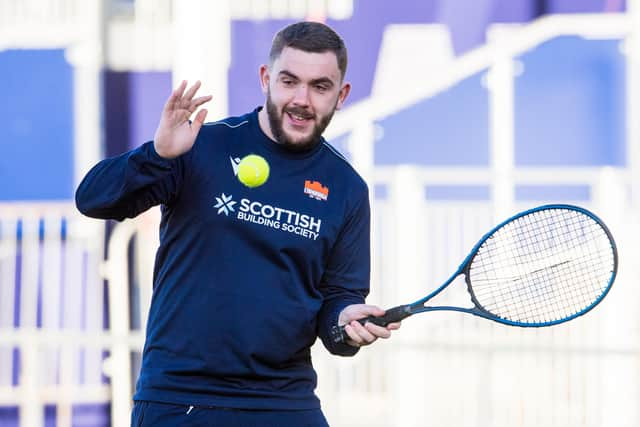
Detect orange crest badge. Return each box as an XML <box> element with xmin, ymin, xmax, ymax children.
<box><xmin>304</xmin><ymin>180</ymin><xmax>329</xmax><ymax>201</ymax></box>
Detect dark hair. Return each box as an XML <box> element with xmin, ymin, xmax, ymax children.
<box><xmin>269</xmin><ymin>21</ymin><xmax>348</xmax><ymax>79</ymax></box>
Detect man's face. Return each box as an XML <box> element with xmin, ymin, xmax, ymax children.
<box><xmin>260</xmin><ymin>47</ymin><xmax>350</xmax><ymax>151</ymax></box>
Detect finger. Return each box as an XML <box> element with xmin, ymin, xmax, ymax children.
<box><xmin>164</xmin><ymin>80</ymin><xmax>187</xmax><ymax>112</ymax></box>
<box><xmin>350</xmin><ymin>320</ymin><xmax>376</xmax><ymax>344</ymax></box>
<box><xmin>183</xmin><ymin>80</ymin><xmax>202</xmax><ymax>102</ymax></box>
<box><xmin>364</xmin><ymin>322</ymin><xmax>391</xmax><ymax>339</ymax></box>
<box><xmin>386</xmin><ymin>322</ymin><xmax>401</xmax><ymax>330</ymax></box>
<box><xmin>189</xmin><ymin>95</ymin><xmax>213</xmax><ymax>112</ymax></box>
<box><xmin>343</xmin><ymin>324</ymin><xmax>364</xmax><ymax>346</ymax></box>
<box><xmin>191</xmin><ymin>109</ymin><xmax>208</xmax><ymax>135</ymax></box>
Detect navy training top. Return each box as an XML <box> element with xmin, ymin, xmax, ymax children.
<box><xmin>75</xmin><ymin>108</ymin><xmax>370</xmax><ymax>410</ymax></box>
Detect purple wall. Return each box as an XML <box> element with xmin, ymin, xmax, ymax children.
<box><xmin>546</xmin><ymin>0</ymin><xmax>626</xmax><ymax>13</ymax></box>
<box><xmin>104</xmin><ymin>71</ymin><xmax>172</xmax><ymax>157</ymax></box>
<box><xmin>514</xmin><ymin>37</ymin><xmax>626</xmax><ymax>166</ymax></box>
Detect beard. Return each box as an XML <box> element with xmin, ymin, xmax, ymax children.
<box><xmin>266</xmin><ymin>91</ymin><xmax>336</xmax><ymax>152</ymax></box>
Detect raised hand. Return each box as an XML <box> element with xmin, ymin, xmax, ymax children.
<box><xmin>153</xmin><ymin>80</ymin><xmax>213</xmax><ymax>159</ymax></box>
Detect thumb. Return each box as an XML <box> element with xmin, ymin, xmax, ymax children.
<box><xmin>191</xmin><ymin>109</ymin><xmax>208</xmax><ymax>135</ymax></box>
<box><xmin>352</xmin><ymin>304</ymin><xmax>385</xmax><ymax>318</ymax></box>
<box><xmin>340</xmin><ymin>304</ymin><xmax>384</xmax><ymax>326</ymax></box>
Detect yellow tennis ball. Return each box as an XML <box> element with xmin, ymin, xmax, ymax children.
<box><xmin>237</xmin><ymin>154</ymin><xmax>270</xmax><ymax>188</ymax></box>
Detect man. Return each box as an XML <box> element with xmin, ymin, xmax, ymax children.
<box><xmin>76</xmin><ymin>21</ymin><xmax>399</xmax><ymax>426</ymax></box>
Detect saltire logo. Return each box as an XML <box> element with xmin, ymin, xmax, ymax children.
<box><xmin>213</xmin><ymin>193</ymin><xmax>236</xmax><ymax>216</ymax></box>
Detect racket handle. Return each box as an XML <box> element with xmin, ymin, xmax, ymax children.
<box><xmin>330</xmin><ymin>304</ymin><xmax>412</xmax><ymax>344</ymax></box>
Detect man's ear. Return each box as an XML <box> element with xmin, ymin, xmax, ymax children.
<box><xmin>259</xmin><ymin>64</ymin><xmax>270</xmax><ymax>95</ymax></box>
<box><xmin>335</xmin><ymin>82</ymin><xmax>351</xmax><ymax>110</ymax></box>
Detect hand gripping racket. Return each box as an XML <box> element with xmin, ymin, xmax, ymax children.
<box><xmin>332</xmin><ymin>204</ymin><xmax>618</xmax><ymax>344</ymax></box>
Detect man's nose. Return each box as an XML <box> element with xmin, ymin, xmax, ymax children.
<box><xmin>292</xmin><ymin>84</ymin><xmax>310</xmax><ymax>105</ymax></box>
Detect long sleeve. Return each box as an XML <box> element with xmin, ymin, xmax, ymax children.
<box><xmin>75</xmin><ymin>141</ymin><xmax>187</xmax><ymax>221</ymax></box>
<box><xmin>317</xmin><ymin>188</ymin><xmax>371</xmax><ymax>356</ymax></box>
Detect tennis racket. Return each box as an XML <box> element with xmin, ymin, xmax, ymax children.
<box><xmin>331</xmin><ymin>204</ymin><xmax>618</xmax><ymax>344</ymax></box>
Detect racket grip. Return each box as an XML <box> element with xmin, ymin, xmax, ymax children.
<box><xmin>330</xmin><ymin>305</ymin><xmax>412</xmax><ymax>344</ymax></box>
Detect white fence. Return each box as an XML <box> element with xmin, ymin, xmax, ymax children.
<box><xmin>0</xmin><ymin>204</ymin><xmax>107</xmax><ymax>426</ymax></box>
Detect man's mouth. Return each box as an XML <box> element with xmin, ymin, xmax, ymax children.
<box><xmin>285</xmin><ymin>110</ymin><xmax>314</xmax><ymax>126</ymax></box>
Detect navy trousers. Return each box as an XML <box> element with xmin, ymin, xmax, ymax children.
<box><xmin>131</xmin><ymin>400</ymin><xmax>330</xmax><ymax>427</ymax></box>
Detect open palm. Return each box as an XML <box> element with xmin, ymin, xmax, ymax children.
<box><xmin>153</xmin><ymin>80</ymin><xmax>212</xmax><ymax>159</ymax></box>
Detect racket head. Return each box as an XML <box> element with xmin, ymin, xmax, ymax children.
<box><xmin>462</xmin><ymin>204</ymin><xmax>617</xmax><ymax>327</ymax></box>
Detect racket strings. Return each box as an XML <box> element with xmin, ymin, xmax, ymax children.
<box><xmin>486</xmin><ymin>255</ymin><xmax>606</xmax><ymax>323</ymax></box>
<box><xmin>476</xmin><ymin>233</ymin><xmax>610</xmax><ymax>321</ymax></box>
<box><xmin>468</xmin><ymin>209</ymin><xmax>614</xmax><ymax>324</ymax></box>
<box><xmin>474</xmin><ymin>243</ymin><xmax>607</xmax><ymax>302</ymax></box>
